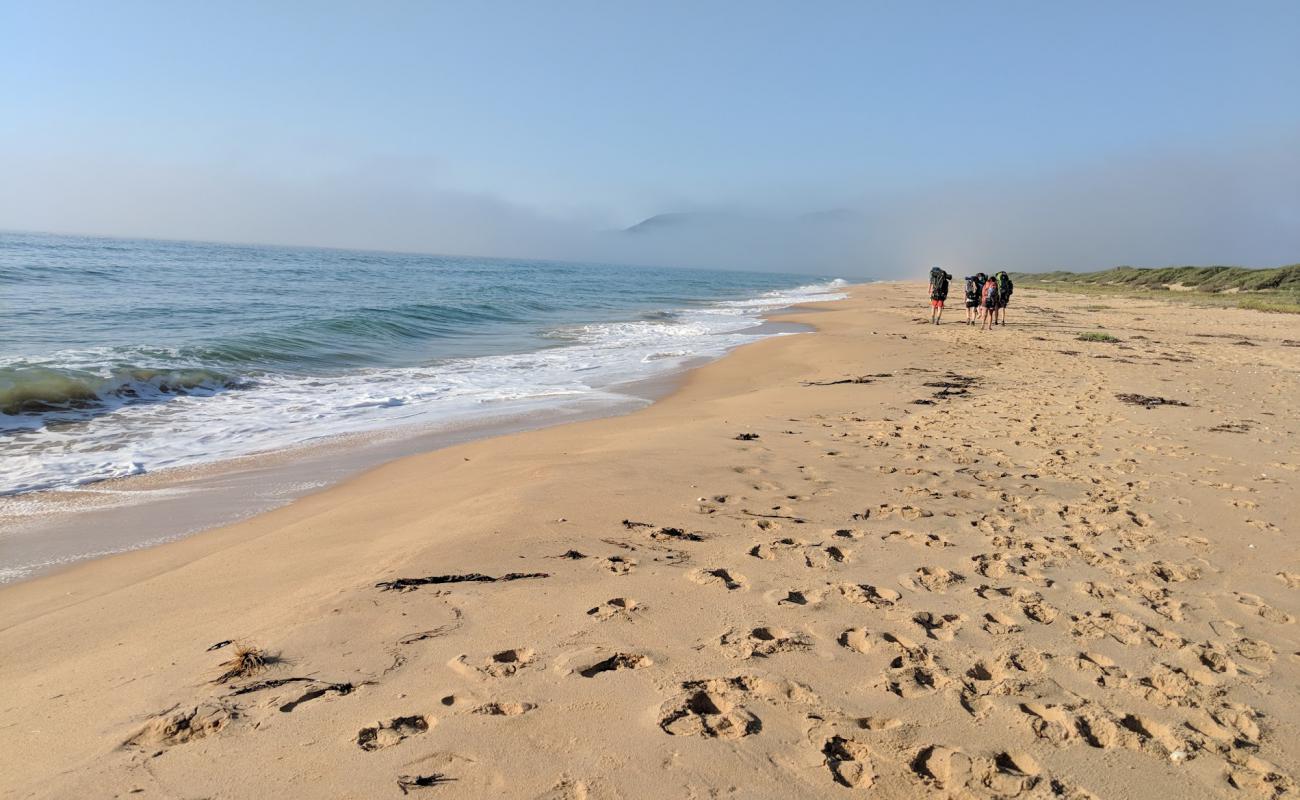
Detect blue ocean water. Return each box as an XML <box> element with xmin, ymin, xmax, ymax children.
<box><xmin>0</xmin><ymin>232</ymin><xmax>846</xmax><ymax>494</ymax></box>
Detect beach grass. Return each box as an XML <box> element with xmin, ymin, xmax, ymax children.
<box><xmin>1077</xmin><ymin>331</ymin><xmax>1120</xmax><ymax>342</ymax></box>
<box><xmin>214</xmin><ymin>643</ymin><xmax>276</xmax><ymax>684</ymax></box>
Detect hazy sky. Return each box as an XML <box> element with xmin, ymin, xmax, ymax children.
<box><xmin>3</xmin><ymin>1</ymin><xmax>1298</xmax><ymax>275</ymax></box>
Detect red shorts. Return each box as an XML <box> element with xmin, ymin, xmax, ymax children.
<box><xmin>931</xmin><ymin>299</ymin><xmax>944</xmax><ymax>309</ymax></box>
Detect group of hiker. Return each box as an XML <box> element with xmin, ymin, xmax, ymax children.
<box><xmin>927</xmin><ymin>267</ymin><xmax>1013</xmax><ymax>330</ymax></box>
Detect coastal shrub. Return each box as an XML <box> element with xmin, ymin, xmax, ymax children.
<box><xmin>1015</xmin><ymin>264</ymin><xmax>1300</xmax><ymax>293</ymax></box>
<box><xmin>1011</xmin><ymin>264</ymin><xmax>1300</xmax><ymax>314</ymax></box>
<box><xmin>1077</xmin><ymin>332</ymin><xmax>1120</xmax><ymax>343</ymax></box>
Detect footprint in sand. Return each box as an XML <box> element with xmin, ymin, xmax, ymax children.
<box><xmin>689</xmin><ymin>567</ymin><xmax>748</xmax><ymax>591</ymax></box>
<box><xmin>1149</xmin><ymin>560</ymin><xmax>1201</xmax><ymax>583</ymax></box>
<box><xmin>910</xmin><ymin>566</ymin><xmax>965</xmax><ymax>592</ymax></box>
<box><xmin>1017</xmin><ymin>702</ymin><xmax>1076</xmax><ymax>745</ymax></box>
<box><xmin>586</xmin><ymin>597</ymin><xmax>642</xmax><ymax>620</ymax></box>
<box><xmin>913</xmin><ymin>745</ymin><xmax>1056</xmax><ymax>797</ymax></box>
<box><xmin>972</xmin><ymin>552</ymin><xmax>1019</xmax><ymax>579</ymax></box>
<box><xmin>472</xmin><ymin>701</ymin><xmax>536</xmax><ymax>716</ymax></box>
<box><xmin>1075</xmin><ymin>650</ymin><xmax>1122</xmax><ymax>678</ymax></box>
<box><xmin>659</xmin><ymin>686</ymin><xmax>760</xmax><ymax>739</ymax></box>
<box><xmin>694</xmin><ymin>494</ymin><xmax>732</xmax><ymax>515</ymax></box>
<box><xmin>1081</xmin><ymin>582</ymin><xmax>1123</xmax><ymax>600</ymax></box>
<box><xmin>356</xmin><ymin>715</ymin><xmax>431</xmax><ymax>751</ymax></box>
<box><xmin>856</xmin><ymin>716</ymin><xmax>902</xmax><ymax>732</ymax></box>
<box><xmin>601</xmin><ymin>555</ymin><xmax>637</xmax><ymax>575</ymax></box>
<box><xmin>576</xmin><ymin>652</ymin><xmax>653</xmax><ymax>678</ymax></box>
<box><xmin>882</xmin><ymin>529</ymin><xmax>954</xmax><ymax>548</ymax></box>
<box><xmin>452</xmin><ymin>648</ymin><xmax>537</xmax><ymax>679</ymax></box>
<box><xmin>822</xmin><ymin>545</ymin><xmax>849</xmax><ymax>563</ymax></box>
<box><xmin>983</xmin><ymin>586</ymin><xmax>1058</xmax><ymax>624</ymax></box>
<box><xmin>720</xmin><ymin>626</ymin><xmax>813</xmax><ymax>659</ymax></box>
<box><xmin>912</xmin><ymin>611</ymin><xmax>966</xmax><ymax>641</ymax></box>
<box><xmin>748</xmin><ymin>537</ymin><xmax>807</xmax><ymax>560</ymax></box>
<box><xmin>836</xmin><ymin>583</ymin><xmax>902</xmax><ymax>608</ymax></box>
<box><xmin>1234</xmin><ymin>593</ymin><xmax>1295</xmax><ymax>624</ymax></box>
<box><xmin>1234</xmin><ymin>637</ymin><xmax>1276</xmax><ymax>664</ymax></box>
<box><xmin>962</xmin><ymin>650</ymin><xmax>1049</xmax><ymax>716</ymax></box>
<box><xmin>877</xmin><ymin>634</ymin><xmax>948</xmax><ymax>698</ymax></box>
<box><xmin>123</xmin><ymin>702</ymin><xmax>237</xmax><ymax>749</ymax></box>
<box><xmin>773</xmin><ymin>588</ymin><xmax>826</xmax><ymax>607</ymax></box>
<box><xmin>822</xmin><ymin>736</ymin><xmax>876</xmax><ymax>788</ymax></box>
<box><xmin>657</xmin><ymin>676</ymin><xmax>817</xmax><ymax>739</ymax></box>
<box><xmin>1119</xmin><ymin>713</ymin><xmax>1188</xmax><ymax>757</ymax></box>
<box><xmin>838</xmin><ymin>627</ymin><xmax>874</xmax><ymax>653</ymax></box>
<box><xmin>1196</xmin><ymin>642</ymin><xmax>1240</xmax><ymax>675</ymax></box>
<box><xmin>857</xmin><ymin>503</ymin><xmax>934</xmax><ymax>521</ymax></box>
<box><xmin>1132</xmin><ymin>662</ymin><xmax>1215</xmax><ymax>708</ymax></box>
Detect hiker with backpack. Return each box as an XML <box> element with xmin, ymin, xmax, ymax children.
<box><xmin>964</xmin><ymin>272</ymin><xmax>987</xmax><ymax>325</ymax></box>
<box><xmin>980</xmin><ymin>274</ymin><xmax>1000</xmax><ymax>331</ymax></box>
<box><xmin>993</xmin><ymin>271</ymin><xmax>1014</xmax><ymax>325</ymax></box>
<box><xmin>928</xmin><ymin>267</ymin><xmax>953</xmax><ymax>325</ymax></box>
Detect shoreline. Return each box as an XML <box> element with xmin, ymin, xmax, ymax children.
<box><xmin>2</xmin><ymin>281</ymin><xmax>1297</xmax><ymax>799</ymax></box>
<box><xmin>0</xmin><ymin>316</ymin><xmax>817</xmax><ymax>585</ymax></box>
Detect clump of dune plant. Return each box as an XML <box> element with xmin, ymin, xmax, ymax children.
<box><xmin>1077</xmin><ymin>331</ymin><xmax>1120</xmax><ymax>343</ymax></box>
<box><xmin>213</xmin><ymin>642</ymin><xmax>276</xmax><ymax>684</ymax></box>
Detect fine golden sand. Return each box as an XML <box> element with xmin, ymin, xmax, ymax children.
<box><xmin>1</xmin><ymin>282</ymin><xmax>1297</xmax><ymax>799</ymax></box>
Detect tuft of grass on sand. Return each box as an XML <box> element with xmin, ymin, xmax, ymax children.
<box><xmin>1236</xmin><ymin>297</ymin><xmax>1300</xmax><ymax>314</ymax></box>
<box><xmin>214</xmin><ymin>643</ymin><xmax>277</xmax><ymax>684</ymax></box>
<box><xmin>1077</xmin><ymin>332</ymin><xmax>1120</xmax><ymax>343</ymax></box>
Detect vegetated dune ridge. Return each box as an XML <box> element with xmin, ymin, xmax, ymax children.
<box><xmin>1014</xmin><ymin>264</ymin><xmax>1300</xmax><ymax>313</ymax></box>
<box><xmin>1</xmin><ymin>283</ymin><xmax>1297</xmax><ymax>799</ymax></box>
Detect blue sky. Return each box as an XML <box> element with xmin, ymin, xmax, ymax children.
<box><xmin>3</xmin><ymin>1</ymin><xmax>1298</xmax><ymax>273</ymax></box>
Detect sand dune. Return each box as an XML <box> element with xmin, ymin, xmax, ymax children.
<box><xmin>1</xmin><ymin>283</ymin><xmax>1297</xmax><ymax>799</ymax></box>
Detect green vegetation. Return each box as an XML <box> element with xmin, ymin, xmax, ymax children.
<box><xmin>1013</xmin><ymin>264</ymin><xmax>1300</xmax><ymax>314</ymax></box>
<box><xmin>1077</xmin><ymin>332</ymin><xmax>1120</xmax><ymax>343</ymax></box>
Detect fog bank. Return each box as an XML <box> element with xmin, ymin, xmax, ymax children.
<box><xmin>2</xmin><ymin>134</ymin><xmax>1296</xmax><ymax>277</ymax></box>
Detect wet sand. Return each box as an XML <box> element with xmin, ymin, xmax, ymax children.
<box><xmin>1</xmin><ymin>282</ymin><xmax>1297</xmax><ymax>799</ymax></box>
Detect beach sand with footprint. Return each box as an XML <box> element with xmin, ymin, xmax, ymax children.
<box><xmin>1</xmin><ymin>282</ymin><xmax>1297</xmax><ymax>799</ymax></box>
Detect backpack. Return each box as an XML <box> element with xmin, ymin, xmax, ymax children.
<box><xmin>996</xmin><ymin>271</ymin><xmax>1013</xmax><ymax>301</ymax></box>
<box><xmin>965</xmin><ymin>277</ymin><xmax>980</xmax><ymax>300</ymax></box>
<box><xmin>930</xmin><ymin>270</ymin><xmax>950</xmax><ymax>300</ymax></box>
<box><xmin>983</xmin><ymin>281</ymin><xmax>998</xmax><ymax>305</ymax></box>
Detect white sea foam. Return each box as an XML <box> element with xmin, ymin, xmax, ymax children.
<box><xmin>1</xmin><ymin>280</ymin><xmax>846</xmax><ymax>495</ymax></box>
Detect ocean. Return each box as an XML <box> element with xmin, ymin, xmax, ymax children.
<box><xmin>0</xmin><ymin>232</ymin><xmax>847</xmax><ymax>496</ymax></box>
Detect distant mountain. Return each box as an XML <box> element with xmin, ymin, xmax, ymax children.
<box><xmin>623</xmin><ymin>209</ymin><xmax>861</xmax><ymax>234</ymax></box>
<box><xmin>623</xmin><ymin>212</ymin><xmax>739</xmax><ymax>234</ymax></box>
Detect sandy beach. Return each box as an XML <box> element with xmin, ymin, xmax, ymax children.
<box><xmin>1</xmin><ymin>281</ymin><xmax>1297</xmax><ymax>799</ymax></box>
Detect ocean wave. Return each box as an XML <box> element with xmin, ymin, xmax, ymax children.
<box><xmin>0</xmin><ymin>365</ymin><xmax>243</xmax><ymax>418</ymax></box>
<box><xmin>187</xmin><ymin>300</ymin><xmax>565</xmax><ymax>370</ymax></box>
<box><xmin>0</xmin><ymin>271</ymin><xmax>847</xmax><ymax>494</ymax></box>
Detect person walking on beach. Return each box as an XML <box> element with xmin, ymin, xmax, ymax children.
<box><xmin>928</xmin><ymin>267</ymin><xmax>952</xmax><ymax>325</ymax></box>
<box><xmin>994</xmin><ymin>270</ymin><xmax>1014</xmax><ymax>325</ymax></box>
<box><xmin>964</xmin><ymin>272</ymin><xmax>986</xmax><ymax>325</ymax></box>
<box><xmin>980</xmin><ymin>274</ymin><xmax>1000</xmax><ymax>331</ymax></box>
